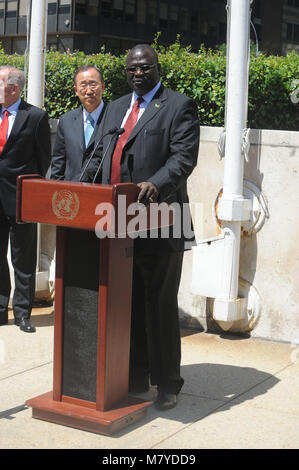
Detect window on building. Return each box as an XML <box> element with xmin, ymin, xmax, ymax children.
<box><xmin>19</xmin><ymin>0</ymin><xmax>29</xmax><ymax>17</ymax></box>
<box><xmin>113</xmin><ymin>0</ymin><xmax>123</xmax><ymax>20</ymax></box>
<box><xmin>6</xmin><ymin>0</ymin><xmax>17</xmax><ymax>18</ymax></box>
<box><xmin>190</xmin><ymin>9</ymin><xmax>199</xmax><ymax>32</ymax></box>
<box><xmin>75</xmin><ymin>0</ymin><xmax>86</xmax><ymax>15</ymax></box>
<box><xmin>287</xmin><ymin>22</ymin><xmax>299</xmax><ymax>42</ymax></box>
<box><xmin>48</xmin><ymin>0</ymin><xmax>57</xmax><ymax>15</ymax></box>
<box><xmin>125</xmin><ymin>0</ymin><xmax>135</xmax><ymax>22</ymax></box>
<box><xmin>148</xmin><ymin>0</ymin><xmax>157</xmax><ymax>26</ymax></box>
<box><xmin>209</xmin><ymin>22</ymin><xmax>217</xmax><ymax>38</ymax></box>
<box><xmin>179</xmin><ymin>8</ymin><xmax>190</xmax><ymax>32</ymax></box>
<box><xmin>59</xmin><ymin>0</ymin><xmax>71</xmax><ymax>14</ymax></box>
<box><xmin>287</xmin><ymin>0</ymin><xmax>299</xmax><ymax>7</ymax></box>
<box><xmin>252</xmin><ymin>0</ymin><xmax>261</xmax><ymax>18</ymax></box>
<box><xmin>13</xmin><ymin>38</ymin><xmax>26</xmax><ymax>54</ymax></box>
<box><xmin>169</xmin><ymin>5</ymin><xmax>178</xmax><ymax>27</ymax></box>
<box><xmin>201</xmin><ymin>20</ymin><xmax>208</xmax><ymax>37</ymax></box>
<box><xmin>159</xmin><ymin>2</ymin><xmax>168</xmax><ymax>29</ymax></box>
<box><xmin>0</xmin><ymin>0</ymin><xmax>4</xmax><ymax>18</ymax></box>
<box><xmin>137</xmin><ymin>0</ymin><xmax>146</xmax><ymax>24</ymax></box>
<box><xmin>219</xmin><ymin>22</ymin><xmax>226</xmax><ymax>42</ymax></box>
<box><xmin>102</xmin><ymin>0</ymin><xmax>112</xmax><ymax>18</ymax></box>
<box><xmin>88</xmin><ymin>0</ymin><xmax>98</xmax><ymax>16</ymax></box>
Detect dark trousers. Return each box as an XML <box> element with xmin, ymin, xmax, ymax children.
<box><xmin>0</xmin><ymin>211</ymin><xmax>37</xmax><ymax>324</ymax></box>
<box><xmin>130</xmin><ymin>249</ymin><xmax>184</xmax><ymax>395</ymax></box>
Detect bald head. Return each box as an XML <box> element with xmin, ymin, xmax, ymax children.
<box><xmin>127</xmin><ymin>44</ymin><xmax>159</xmax><ymax>64</ymax></box>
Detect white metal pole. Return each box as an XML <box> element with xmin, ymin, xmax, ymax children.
<box><xmin>27</xmin><ymin>0</ymin><xmax>48</xmax><ymax>273</ymax></box>
<box><xmin>223</xmin><ymin>0</ymin><xmax>250</xmax><ymax>200</ymax></box>
<box><xmin>212</xmin><ymin>0</ymin><xmax>251</xmax><ymax>322</ymax></box>
<box><xmin>220</xmin><ymin>0</ymin><xmax>250</xmax><ymax>299</ymax></box>
<box><xmin>27</xmin><ymin>0</ymin><xmax>47</xmax><ymax>108</ymax></box>
<box><xmin>222</xmin><ymin>0</ymin><xmax>250</xmax><ymax>299</ymax></box>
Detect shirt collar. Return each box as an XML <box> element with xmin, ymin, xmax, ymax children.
<box><xmin>83</xmin><ymin>100</ymin><xmax>104</xmax><ymax>123</ymax></box>
<box><xmin>1</xmin><ymin>98</ymin><xmax>21</xmax><ymax>116</ymax></box>
<box><xmin>132</xmin><ymin>81</ymin><xmax>161</xmax><ymax>106</ymax></box>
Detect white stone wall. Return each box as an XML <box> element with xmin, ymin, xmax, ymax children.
<box><xmin>180</xmin><ymin>126</ymin><xmax>299</xmax><ymax>343</ymax></box>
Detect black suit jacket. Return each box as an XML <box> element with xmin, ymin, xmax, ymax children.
<box><xmin>97</xmin><ymin>85</ymin><xmax>200</xmax><ymax>252</ymax></box>
<box><xmin>51</xmin><ymin>104</ymin><xmax>106</xmax><ymax>181</ymax></box>
<box><xmin>0</xmin><ymin>100</ymin><xmax>51</xmax><ymax>218</ymax></box>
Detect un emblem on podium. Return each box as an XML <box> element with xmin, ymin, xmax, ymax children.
<box><xmin>52</xmin><ymin>190</ymin><xmax>80</xmax><ymax>220</ymax></box>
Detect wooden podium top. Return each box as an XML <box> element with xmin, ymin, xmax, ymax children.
<box><xmin>16</xmin><ymin>175</ymin><xmax>172</xmax><ymax>236</ymax></box>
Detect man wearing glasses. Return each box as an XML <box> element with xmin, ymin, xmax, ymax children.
<box><xmin>96</xmin><ymin>44</ymin><xmax>200</xmax><ymax>410</ymax></box>
<box><xmin>51</xmin><ymin>65</ymin><xmax>106</xmax><ymax>182</ymax></box>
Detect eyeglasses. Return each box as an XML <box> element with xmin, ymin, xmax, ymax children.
<box><xmin>78</xmin><ymin>82</ymin><xmax>101</xmax><ymax>91</ymax></box>
<box><xmin>126</xmin><ymin>64</ymin><xmax>156</xmax><ymax>74</ymax></box>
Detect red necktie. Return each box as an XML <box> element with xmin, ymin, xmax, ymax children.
<box><xmin>0</xmin><ymin>110</ymin><xmax>9</xmax><ymax>153</ymax></box>
<box><xmin>110</xmin><ymin>97</ymin><xmax>143</xmax><ymax>184</ymax></box>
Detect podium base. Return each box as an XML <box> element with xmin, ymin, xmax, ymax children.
<box><xmin>26</xmin><ymin>392</ymin><xmax>152</xmax><ymax>436</ymax></box>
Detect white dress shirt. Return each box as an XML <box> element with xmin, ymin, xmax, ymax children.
<box><xmin>83</xmin><ymin>100</ymin><xmax>104</xmax><ymax>132</ymax></box>
<box><xmin>120</xmin><ymin>82</ymin><xmax>161</xmax><ymax>128</ymax></box>
<box><xmin>0</xmin><ymin>98</ymin><xmax>21</xmax><ymax>137</ymax></box>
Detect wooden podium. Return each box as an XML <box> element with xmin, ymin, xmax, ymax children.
<box><xmin>16</xmin><ymin>175</ymin><xmax>168</xmax><ymax>435</ymax></box>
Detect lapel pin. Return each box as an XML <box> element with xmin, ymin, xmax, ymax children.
<box><xmin>155</xmin><ymin>103</ymin><xmax>160</xmax><ymax>108</ymax></box>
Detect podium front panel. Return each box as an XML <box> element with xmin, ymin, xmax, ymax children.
<box><xmin>61</xmin><ymin>228</ymin><xmax>99</xmax><ymax>402</ymax></box>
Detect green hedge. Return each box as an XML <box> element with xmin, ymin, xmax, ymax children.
<box><xmin>0</xmin><ymin>38</ymin><xmax>298</xmax><ymax>131</ymax></box>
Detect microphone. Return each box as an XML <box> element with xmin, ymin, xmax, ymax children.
<box><xmin>79</xmin><ymin>126</ymin><xmax>121</xmax><ymax>182</ymax></box>
<box><xmin>91</xmin><ymin>127</ymin><xmax>125</xmax><ymax>184</ymax></box>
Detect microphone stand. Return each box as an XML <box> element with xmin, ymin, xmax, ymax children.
<box><xmin>79</xmin><ymin>126</ymin><xmax>119</xmax><ymax>182</ymax></box>
<box><xmin>92</xmin><ymin>128</ymin><xmax>125</xmax><ymax>184</ymax></box>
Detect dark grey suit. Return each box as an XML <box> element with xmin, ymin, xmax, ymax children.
<box><xmin>0</xmin><ymin>100</ymin><xmax>51</xmax><ymax>324</ymax></box>
<box><xmin>97</xmin><ymin>85</ymin><xmax>200</xmax><ymax>394</ymax></box>
<box><xmin>51</xmin><ymin>104</ymin><xmax>105</xmax><ymax>181</ymax></box>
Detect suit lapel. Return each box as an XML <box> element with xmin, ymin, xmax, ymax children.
<box><xmin>114</xmin><ymin>97</ymin><xmax>131</xmax><ymax>129</ymax></box>
<box><xmin>125</xmin><ymin>86</ymin><xmax>167</xmax><ymax>146</ymax></box>
<box><xmin>72</xmin><ymin>107</ymin><xmax>85</xmax><ymax>155</ymax></box>
<box><xmin>3</xmin><ymin>101</ymin><xmax>29</xmax><ymax>153</ymax></box>
<box><xmin>102</xmin><ymin>96</ymin><xmax>131</xmax><ymax>182</ymax></box>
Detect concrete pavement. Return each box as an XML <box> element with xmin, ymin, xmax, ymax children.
<box><xmin>0</xmin><ymin>304</ymin><xmax>298</xmax><ymax>449</ymax></box>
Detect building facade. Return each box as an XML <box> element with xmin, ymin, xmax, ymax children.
<box><xmin>0</xmin><ymin>0</ymin><xmax>298</xmax><ymax>56</ymax></box>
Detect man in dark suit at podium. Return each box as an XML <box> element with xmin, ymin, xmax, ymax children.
<box><xmin>0</xmin><ymin>66</ymin><xmax>51</xmax><ymax>332</ymax></box>
<box><xmin>96</xmin><ymin>45</ymin><xmax>200</xmax><ymax>410</ymax></box>
<box><xmin>51</xmin><ymin>65</ymin><xmax>106</xmax><ymax>182</ymax></box>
